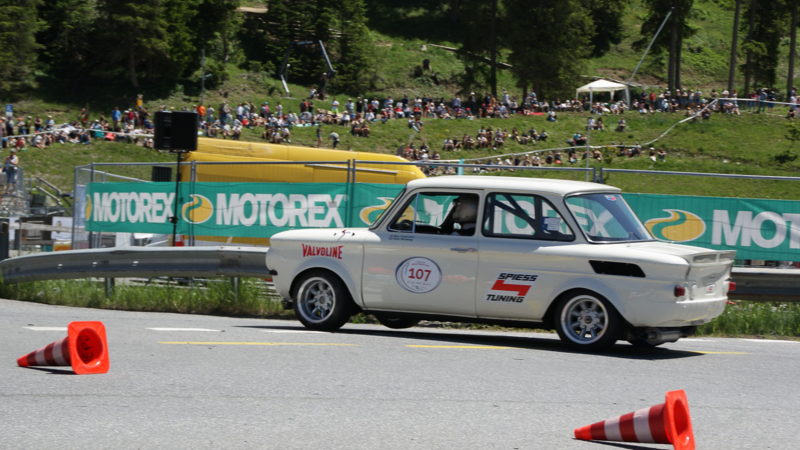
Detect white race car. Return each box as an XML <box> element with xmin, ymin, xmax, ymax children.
<box><xmin>266</xmin><ymin>176</ymin><xmax>734</xmax><ymax>351</ymax></box>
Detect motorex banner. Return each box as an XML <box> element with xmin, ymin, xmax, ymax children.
<box><xmin>625</xmin><ymin>193</ymin><xmax>800</xmax><ymax>261</ymax></box>
<box><xmin>85</xmin><ymin>182</ymin><xmax>404</xmax><ymax>238</ymax></box>
<box><xmin>86</xmin><ymin>183</ymin><xmax>800</xmax><ymax>261</ymax></box>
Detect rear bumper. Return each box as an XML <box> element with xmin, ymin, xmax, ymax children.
<box><xmin>628</xmin><ymin>297</ymin><xmax>727</xmax><ymax>327</ymax></box>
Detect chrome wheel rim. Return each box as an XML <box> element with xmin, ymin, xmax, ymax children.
<box><xmin>560</xmin><ymin>295</ymin><xmax>608</xmax><ymax>344</ymax></box>
<box><xmin>297</xmin><ymin>277</ymin><xmax>336</xmax><ymax>324</ymax></box>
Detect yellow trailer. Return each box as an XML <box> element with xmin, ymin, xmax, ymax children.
<box><xmin>180</xmin><ymin>138</ymin><xmax>425</xmax><ymax>184</ymax></box>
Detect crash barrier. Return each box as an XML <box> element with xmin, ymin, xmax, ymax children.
<box><xmin>0</xmin><ymin>246</ymin><xmax>271</xmax><ymax>284</ymax></box>
<box><xmin>0</xmin><ymin>245</ymin><xmax>796</xmax><ymax>301</ymax></box>
<box><xmin>575</xmin><ymin>390</ymin><xmax>694</xmax><ymax>450</ymax></box>
<box><xmin>17</xmin><ymin>321</ymin><xmax>109</xmax><ymax>375</ymax></box>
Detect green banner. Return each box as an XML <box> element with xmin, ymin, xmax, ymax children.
<box><xmin>85</xmin><ymin>183</ymin><xmax>800</xmax><ymax>261</ymax></box>
<box><xmin>625</xmin><ymin>193</ymin><xmax>800</xmax><ymax>261</ymax></box>
<box><xmin>85</xmin><ymin>182</ymin><xmax>404</xmax><ymax>237</ymax></box>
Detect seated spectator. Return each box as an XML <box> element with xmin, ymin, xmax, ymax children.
<box><xmin>539</xmin><ymin>130</ymin><xmax>548</xmax><ymax>141</ymax></box>
<box><xmin>548</xmin><ymin>110</ymin><xmax>557</xmax><ymax>121</ymax></box>
<box><xmin>616</xmin><ymin>118</ymin><xmax>626</xmax><ymax>132</ymax></box>
<box><xmin>361</xmin><ymin>122</ymin><xmax>370</xmax><ymax>137</ymax></box>
<box><xmin>596</xmin><ymin>117</ymin><xmax>605</xmax><ymax>131</ymax></box>
<box><xmin>657</xmin><ymin>148</ymin><xmax>667</xmax><ymax>162</ymax></box>
<box><xmin>443</xmin><ymin>137</ymin><xmax>455</xmax><ymax>151</ymax></box>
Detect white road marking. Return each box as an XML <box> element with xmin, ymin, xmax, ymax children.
<box><xmin>261</xmin><ymin>329</ymin><xmax>324</xmax><ymax>334</ymax></box>
<box><xmin>23</xmin><ymin>327</ymin><xmax>68</xmax><ymax>331</ymax></box>
<box><xmin>740</xmin><ymin>339</ymin><xmax>799</xmax><ymax>344</ymax></box>
<box><xmin>672</xmin><ymin>339</ymin><xmax>715</xmax><ymax>343</ymax></box>
<box><xmin>147</xmin><ymin>328</ymin><xmax>221</xmax><ymax>332</ymax></box>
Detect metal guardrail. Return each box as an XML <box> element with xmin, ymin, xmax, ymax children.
<box><xmin>0</xmin><ymin>246</ymin><xmax>271</xmax><ymax>284</ymax></box>
<box><xmin>0</xmin><ymin>246</ymin><xmax>798</xmax><ymax>301</ymax></box>
<box><xmin>728</xmin><ymin>268</ymin><xmax>800</xmax><ymax>300</ymax></box>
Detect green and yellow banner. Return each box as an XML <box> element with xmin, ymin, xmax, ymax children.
<box><xmin>85</xmin><ymin>183</ymin><xmax>800</xmax><ymax>261</ymax></box>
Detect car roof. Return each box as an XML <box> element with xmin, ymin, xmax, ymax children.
<box><xmin>406</xmin><ymin>176</ymin><xmax>620</xmax><ymax>196</ymax></box>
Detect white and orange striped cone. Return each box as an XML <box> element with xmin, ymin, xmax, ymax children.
<box><xmin>17</xmin><ymin>321</ymin><xmax>109</xmax><ymax>375</ymax></box>
<box><xmin>174</xmin><ymin>234</ymin><xmax>185</xmax><ymax>246</ymax></box>
<box><xmin>574</xmin><ymin>390</ymin><xmax>695</xmax><ymax>450</ymax></box>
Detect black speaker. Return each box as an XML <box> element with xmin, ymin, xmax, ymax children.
<box><xmin>154</xmin><ymin>111</ymin><xmax>198</xmax><ymax>152</ymax></box>
<box><xmin>152</xmin><ymin>166</ymin><xmax>173</xmax><ymax>182</ymax></box>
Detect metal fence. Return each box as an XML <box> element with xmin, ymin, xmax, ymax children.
<box><xmin>71</xmin><ymin>159</ymin><xmax>800</xmax><ymax>267</ymax></box>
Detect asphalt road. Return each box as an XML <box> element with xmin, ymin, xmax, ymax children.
<box><xmin>1</xmin><ymin>298</ymin><xmax>798</xmax><ymax>450</ymax></box>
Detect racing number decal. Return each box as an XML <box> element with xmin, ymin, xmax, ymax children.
<box><xmin>396</xmin><ymin>257</ymin><xmax>442</xmax><ymax>293</ymax></box>
<box><xmin>484</xmin><ymin>272</ymin><xmax>539</xmax><ymax>303</ymax></box>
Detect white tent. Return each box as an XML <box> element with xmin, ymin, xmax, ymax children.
<box><xmin>575</xmin><ymin>79</ymin><xmax>629</xmax><ymax>102</ymax></box>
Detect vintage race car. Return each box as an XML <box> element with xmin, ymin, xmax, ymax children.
<box><xmin>265</xmin><ymin>176</ymin><xmax>735</xmax><ymax>351</ymax></box>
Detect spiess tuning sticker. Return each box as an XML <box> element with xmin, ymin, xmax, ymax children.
<box><xmin>484</xmin><ymin>272</ymin><xmax>539</xmax><ymax>303</ymax></box>
<box><xmin>396</xmin><ymin>257</ymin><xmax>442</xmax><ymax>293</ymax></box>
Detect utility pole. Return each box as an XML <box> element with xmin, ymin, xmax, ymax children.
<box><xmin>200</xmin><ymin>50</ymin><xmax>206</xmax><ymax>106</ymax></box>
<box><xmin>489</xmin><ymin>0</ymin><xmax>498</xmax><ymax>97</ymax></box>
<box><xmin>728</xmin><ymin>0</ymin><xmax>741</xmax><ymax>93</ymax></box>
<box><xmin>789</xmin><ymin>1</ymin><xmax>798</xmax><ymax>100</ymax></box>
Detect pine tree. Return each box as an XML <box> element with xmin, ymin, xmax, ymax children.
<box><xmin>740</xmin><ymin>0</ymin><xmax>787</xmax><ymax>92</ymax></box>
<box><xmin>330</xmin><ymin>0</ymin><xmax>374</xmax><ymax>94</ymax></box>
<box><xmin>0</xmin><ymin>0</ymin><xmax>44</xmax><ymax>96</ymax></box>
<box><xmin>584</xmin><ymin>0</ymin><xmax>628</xmax><ymax>57</ymax></box>
<box><xmin>503</xmin><ymin>0</ymin><xmax>594</xmax><ymax>99</ymax></box>
<box><xmin>96</xmin><ymin>0</ymin><xmax>170</xmax><ymax>87</ymax></box>
<box><xmin>36</xmin><ymin>0</ymin><xmax>97</xmax><ymax>88</ymax></box>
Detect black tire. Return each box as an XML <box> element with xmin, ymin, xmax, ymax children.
<box><xmin>375</xmin><ymin>316</ymin><xmax>420</xmax><ymax>330</ymax></box>
<box><xmin>554</xmin><ymin>289</ymin><xmax>621</xmax><ymax>351</ymax></box>
<box><xmin>292</xmin><ymin>270</ymin><xmax>353</xmax><ymax>331</ymax></box>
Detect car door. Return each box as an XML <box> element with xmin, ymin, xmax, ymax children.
<box><xmin>361</xmin><ymin>189</ymin><xmax>481</xmax><ymax>316</ymax></box>
<box><xmin>476</xmin><ymin>192</ymin><xmax>576</xmax><ymax>320</ymax></box>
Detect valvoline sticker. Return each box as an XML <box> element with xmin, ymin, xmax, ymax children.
<box><xmin>605</xmin><ymin>195</ymin><xmax>617</xmax><ymax>201</ymax></box>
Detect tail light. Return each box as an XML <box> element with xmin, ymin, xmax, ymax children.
<box><xmin>674</xmin><ymin>285</ymin><xmax>686</xmax><ymax>297</ymax></box>
<box><xmin>727</xmin><ymin>280</ymin><xmax>736</xmax><ymax>292</ymax></box>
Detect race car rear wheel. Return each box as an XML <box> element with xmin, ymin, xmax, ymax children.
<box><xmin>554</xmin><ymin>290</ymin><xmax>621</xmax><ymax>351</ymax></box>
<box><xmin>293</xmin><ymin>271</ymin><xmax>353</xmax><ymax>331</ymax></box>
<box><xmin>375</xmin><ymin>316</ymin><xmax>420</xmax><ymax>330</ymax></box>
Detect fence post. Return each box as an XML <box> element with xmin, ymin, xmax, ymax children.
<box><xmin>88</xmin><ymin>163</ymin><xmax>95</xmax><ymax>249</ymax></box>
<box><xmin>598</xmin><ymin>167</ymin><xmax>604</xmax><ymax>184</ymax></box>
<box><xmin>0</xmin><ymin>219</ymin><xmax>9</xmax><ymax>262</ymax></box>
<box><xmin>231</xmin><ymin>276</ymin><xmax>240</xmax><ymax>302</ymax></box>
<box><xmin>104</xmin><ymin>277</ymin><xmax>115</xmax><ymax>298</ymax></box>
<box><xmin>190</xmin><ymin>160</ymin><xmax>197</xmax><ymax>246</ymax></box>
<box><xmin>71</xmin><ymin>166</ymin><xmax>78</xmax><ymax>249</ymax></box>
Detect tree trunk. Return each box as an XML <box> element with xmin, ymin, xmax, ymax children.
<box><xmin>521</xmin><ymin>81</ymin><xmax>527</xmax><ymax>106</ymax></box>
<box><xmin>789</xmin><ymin>0</ymin><xmax>797</xmax><ymax>99</ymax></box>
<box><xmin>450</xmin><ymin>0</ymin><xmax>459</xmax><ymax>23</ymax></box>
<box><xmin>223</xmin><ymin>14</ymin><xmax>230</xmax><ymax>63</ymax></box>
<box><xmin>744</xmin><ymin>0</ymin><xmax>756</xmax><ymax>96</ymax></box>
<box><xmin>129</xmin><ymin>48</ymin><xmax>139</xmax><ymax>88</ymax></box>
<box><xmin>668</xmin><ymin>0</ymin><xmax>678</xmax><ymax>93</ymax></box>
<box><xmin>729</xmin><ymin>0</ymin><xmax>741</xmax><ymax>92</ymax></box>
<box><xmin>672</xmin><ymin>2</ymin><xmax>683</xmax><ymax>93</ymax></box>
<box><xmin>489</xmin><ymin>0</ymin><xmax>497</xmax><ymax>97</ymax></box>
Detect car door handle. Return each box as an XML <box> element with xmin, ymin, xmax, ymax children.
<box><xmin>450</xmin><ymin>247</ymin><xmax>477</xmax><ymax>253</ymax></box>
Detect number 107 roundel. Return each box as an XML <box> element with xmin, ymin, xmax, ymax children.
<box><xmin>266</xmin><ymin>176</ymin><xmax>735</xmax><ymax>351</ymax></box>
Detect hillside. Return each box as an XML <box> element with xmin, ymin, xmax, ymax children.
<box><xmin>9</xmin><ymin>0</ymin><xmax>800</xmax><ymax>202</ymax></box>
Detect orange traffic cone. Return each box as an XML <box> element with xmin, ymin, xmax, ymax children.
<box><xmin>574</xmin><ymin>390</ymin><xmax>694</xmax><ymax>450</ymax></box>
<box><xmin>17</xmin><ymin>321</ymin><xmax>109</xmax><ymax>375</ymax></box>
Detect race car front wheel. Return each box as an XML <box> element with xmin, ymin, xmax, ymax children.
<box><xmin>554</xmin><ymin>290</ymin><xmax>621</xmax><ymax>351</ymax></box>
<box><xmin>293</xmin><ymin>270</ymin><xmax>353</xmax><ymax>331</ymax></box>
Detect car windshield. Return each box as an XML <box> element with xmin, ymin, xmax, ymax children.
<box><xmin>368</xmin><ymin>188</ymin><xmax>406</xmax><ymax>230</ymax></box>
<box><xmin>565</xmin><ymin>193</ymin><xmax>653</xmax><ymax>242</ymax></box>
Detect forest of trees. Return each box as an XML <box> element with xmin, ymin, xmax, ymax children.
<box><xmin>0</xmin><ymin>0</ymin><xmax>796</xmax><ymax>100</ymax></box>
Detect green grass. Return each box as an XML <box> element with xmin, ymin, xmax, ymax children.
<box><xmin>697</xmin><ymin>301</ymin><xmax>800</xmax><ymax>338</ymax></box>
<box><xmin>0</xmin><ymin>278</ymin><xmax>288</xmax><ymax>318</ymax></box>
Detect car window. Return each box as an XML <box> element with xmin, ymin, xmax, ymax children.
<box><xmin>565</xmin><ymin>193</ymin><xmax>652</xmax><ymax>242</ymax></box>
<box><xmin>482</xmin><ymin>193</ymin><xmax>574</xmax><ymax>241</ymax></box>
<box><xmin>388</xmin><ymin>192</ymin><xmax>479</xmax><ymax>236</ymax></box>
